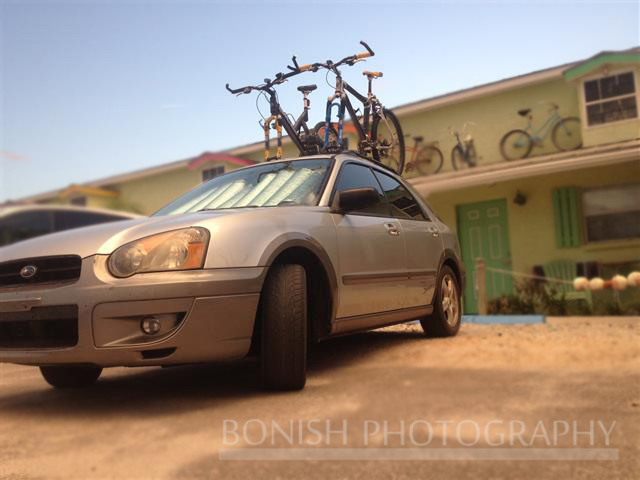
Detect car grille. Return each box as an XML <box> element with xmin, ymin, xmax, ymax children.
<box><xmin>0</xmin><ymin>256</ymin><xmax>82</xmax><ymax>288</ymax></box>
<box><xmin>0</xmin><ymin>305</ymin><xmax>78</xmax><ymax>348</ymax></box>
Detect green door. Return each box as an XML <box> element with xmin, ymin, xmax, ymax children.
<box><xmin>457</xmin><ymin>198</ymin><xmax>513</xmax><ymax>313</ymax></box>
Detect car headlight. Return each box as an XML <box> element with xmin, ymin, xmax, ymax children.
<box><xmin>108</xmin><ymin>227</ymin><xmax>209</xmax><ymax>278</ymax></box>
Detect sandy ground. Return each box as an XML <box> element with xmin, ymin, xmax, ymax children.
<box><xmin>0</xmin><ymin>321</ymin><xmax>639</xmax><ymax>479</ymax></box>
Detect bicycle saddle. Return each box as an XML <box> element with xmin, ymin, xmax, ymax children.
<box><xmin>517</xmin><ymin>108</ymin><xmax>532</xmax><ymax>117</ymax></box>
<box><xmin>413</xmin><ymin>136</ymin><xmax>424</xmax><ymax>142</ymax></box>
<box><xmin>363</xmin><ymin>70</ymin><xmax>383</xmax><ymax>78</ymax></box>
<box><xmin>297</xmin><ymin>84</ymin><xmax>317</xmax><ymax>93</ymax></box>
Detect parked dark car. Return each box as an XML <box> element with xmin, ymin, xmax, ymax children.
<box><xmin>0</xmin><ymin>205</ymin><xmax>141</xmax><ymax>247</ymax></box>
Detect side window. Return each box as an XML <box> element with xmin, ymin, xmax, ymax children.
<box><xmin>0</xmin><ymin>211</ymin><xmax>54</xmax><ymax>246</ymax></box>
<box><xmin>333</xmin><ymin>163</ymin><xmax>390</xmax><ymax>216</ymax></box>
<box><xmin>373</xmin><ymin>170</ymin><xmax>427</xmax><ymax>221</ymax></box>
<box><xmin>54</xmin><ymin>211</ymin><xmax>125</xmax><ymax>232</ymax></box>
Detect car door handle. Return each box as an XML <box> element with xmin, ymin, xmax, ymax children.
<box><xmin>427</xmin><ymin>226</ymin><xmax>440</xmax><ymax>237</ymax></box>
<box><xmin>384</xmin><ymin>223</ymin><xmax>400</xmax><ymax>236</ymax></box>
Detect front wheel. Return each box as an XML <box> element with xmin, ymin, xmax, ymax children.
<box><xmin>420</xmin><ymin>266</ymin><xmax>461</xmax><ymax>338</ymax></box>
<box><xmin>552</xmin><ymin>117</ymin><xmax>582</xmax><ymax>152</ymax></box>
<box><xmin>371</xmin><ymin>109</ymin><xmax>405</xmax><ymax>175</ymax></box>
<box><xmin>500</xmin><ymin>129</ymin><xmax>533</xmax><ymax>161</ymax></box>
<box><xmin>40</xmin><ymin>365</ymin><xmax>102</xmax><ymax>389</ymax></box>
<box><xmin>414</xmin><ymin>146</ymin><xmax>444</xmax><ymax>176</ymax></box>
<box><xmin>451</xmin><ymin>145</ymin><xmax>469</xmax><ymax>170</ymax></box>
<box><xmin>259</xmin><ymin>264</ymin><xmax>307</xmax><ymax>391</ymax></box>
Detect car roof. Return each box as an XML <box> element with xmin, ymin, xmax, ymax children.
<box><xmin>0</xmin><ymin>204</ymin><xmax>143</xmax><ymax>219</ymax></box>
<box><xmin>236</xmin><ymin>152</ymin><xmax>399</xmax><ymax>175</ymax></box>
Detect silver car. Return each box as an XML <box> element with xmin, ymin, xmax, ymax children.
<box><xmin>0</xmin><ymin>154</ymin><xmax>464</xmax><ymax>391</ymax></box>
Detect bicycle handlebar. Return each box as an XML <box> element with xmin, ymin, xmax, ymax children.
<box><xmin>226</xmin><ymin>68</ymin><xmax>302</xmax><ymax>96</ymax></box>
<box><xmin>227</xmin><ymin>41</ymin><xmax>375</xmax><ymax>95</ymax></box>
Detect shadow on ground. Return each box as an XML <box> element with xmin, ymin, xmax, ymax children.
<box><xmin>0</xmin><ymin>328</ymin><xmax>427</xmax><ymax>418</ymax></box>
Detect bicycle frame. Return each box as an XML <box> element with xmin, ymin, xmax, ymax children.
<box><xmin>322</xmin><ymin>74</ymin><xmax>369</xmax><ymax>149</ymax></box>
<box><xmin>261</xmin><ymin>87</ymin><xmax>306</xmax><ymax>160</ymax></box>
<box><xmin>292</xmin><ymin>90</ymin><xmax>312</xmax><ymax>136</ymax></box>
<box><xmin>525</xmin><ymin>109</ymin><xmax>562</xmax><ymax>142</ymax></box>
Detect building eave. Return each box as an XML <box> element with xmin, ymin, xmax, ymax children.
<box><xmin>409</xmin><ymin>139</ymin><xmax>640</xmax><ymax>197</ymax></box>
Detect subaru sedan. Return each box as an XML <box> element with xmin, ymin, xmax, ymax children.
<box><xmin>0</xmin><ymin>154</ymin><xmax>464</xmax><ymax>391</ymax></box>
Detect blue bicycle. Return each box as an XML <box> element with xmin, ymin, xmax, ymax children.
<box><xmin>500</xmin><ymin>102</ymin><xmax>582</xmax><ymax>161</ymax></box>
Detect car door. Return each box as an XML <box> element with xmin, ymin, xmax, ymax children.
<box><xmin>372</xmin><ymin>169</ymin><xmax>442</xmax><ymax>309</ymax></box>
<box><xmin>331</xmin><ymin>162</ymin><xmax>408</xmax><ymax>319</ymax></box>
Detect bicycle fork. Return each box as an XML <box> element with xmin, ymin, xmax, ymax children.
<box><xmin>324</xmin><ymin>96</ymin><xmax>346</xmax><ymax>149</ymax></box>
<box><xmin>263</xmin><ymin>115</ymin><xmax>283</xmax><ymax>161</ymax></box>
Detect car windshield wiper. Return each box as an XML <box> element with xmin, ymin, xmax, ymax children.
<box><xmin>197</xmin><ymin>206</ymin><xmax>260</xmax><ymax>212</ymax></box>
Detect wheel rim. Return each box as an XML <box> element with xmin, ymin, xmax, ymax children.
<box><xmin>553</xmin><ymin>118</ymin><xmax>582</xmax><ymax>151</ymax></box>
<box><xmin>375</xmin><ymin>119</ymin><xmax>402</xmax><ymax>172</ymax></box>
<box><xmin>502</xmin><ymin>131</ymin><xmax>530</xmax><ymax>160</ymax></box>
<box><xmin>416</xmin><ymin>147</ymin><xmax>443</xmax><ymax>175</ymax></box>
<box><xmin>452</xmin><ymin>147</ymin><xmax>469</xmax><ymax>170</ymax></box>
<box><xmin>441</xmin><ymin>274</ymin><xmax>460</xmax><ymax>327</ymax></box>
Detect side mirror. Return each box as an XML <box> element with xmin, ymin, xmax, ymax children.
<box><xmin>334</xmin><ymin>187</ymin><xmax>379</xmax><ymax>213</ymax></box>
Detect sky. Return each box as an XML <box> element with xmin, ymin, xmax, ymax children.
<box><xmin>1</xmin><ymin>0</ymin><xmax>639</xmax><ymax>201</ymax></box>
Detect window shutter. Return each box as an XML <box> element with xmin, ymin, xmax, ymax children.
<box><xmin>552</xmin><ymin>187</ymin><xmax>582</xmax><ymax>248</ymax></box>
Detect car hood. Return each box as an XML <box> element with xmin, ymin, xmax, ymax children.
<box><xmin>0</xmin><ymin>211</ymin><xmax>232</xmax><ymax>263</ymax></box>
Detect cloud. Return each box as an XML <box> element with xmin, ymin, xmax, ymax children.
<box><xmin>0</xmin><ymin>150</ymin><xmax>29</xmax><ymax>161</ymax></box>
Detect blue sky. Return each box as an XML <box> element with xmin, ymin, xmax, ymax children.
<box><xmin>1</xmin><ymin>0</ymin><xmax>639</xmax><ymax>201</ymax></box>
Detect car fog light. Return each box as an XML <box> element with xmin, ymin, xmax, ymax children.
<box><xmin>141</xmin><ymin>317</ymin><xmax>162</xmax><ymax>335</ymax></box>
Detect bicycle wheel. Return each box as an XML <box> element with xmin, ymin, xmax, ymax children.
<box><xmin>500</xmin><ymin>129</ymin><xmax>533</xmax><ymax>161</ymax></box>
<box><xmin>414</xmin><ymin>146</ymin><xmax>444</xmax><ymax>175</ymax></box>
<box><xmin>371</xmin><ymin>108</ymin><xmax>405</xmax><ymax>175</ymax></box>
<box><xmin>451</xmin><ymin>146</ymin><xmax>469</xmax><ymax>170</ymax></box>
<box><xmin>466</xmin><ymin>142</ymin><xmax>478</xmax><ymax>166</ymax></box>
<box><xmin>313</xmin><ymin>122</ymin><xmax>339</xmax><ymax>150</ymax></box>
<box><xmin>552</xmin><ymin>117</ymin><xmax>582</xmax><ymax>152</ymax></box>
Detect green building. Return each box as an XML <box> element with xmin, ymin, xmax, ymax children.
<box><xmin>20</xmin><ymin>49</ymin><xmax>640</xmax><ymax>312</ymax></box>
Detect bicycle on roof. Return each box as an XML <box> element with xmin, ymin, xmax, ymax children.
<box><xmin>226</xmin><ymin>66</ymin><xmax>323</xmax><ymax>161</ymax></box>
<box><xmin>500</xmin><ymin>102</ymin><xmax>582</xmax><ymax>161</ymax></box>
<box><xmin>449</xmin><ymin>122</ymin><xmax>478</xmax><ymax>170</ymax></box>
<box><xmin>402</xmin><ymin>135</ymin><xmax>444</xmax><ymax>176</ymax></box>
<box><xmin>301</xmin><ymin>42</ymin><xmax>405</xmax><ymax>174</ymax></box>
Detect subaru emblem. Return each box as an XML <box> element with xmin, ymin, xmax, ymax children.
<box><xmin>20</xmin><ymin>265</ymin><xmax>38</xmax><ymax>279</ymax></box>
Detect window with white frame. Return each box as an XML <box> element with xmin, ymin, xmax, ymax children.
<box><xmin>583</xmin><ymin>72</ymin><xmax>638</xmax><ymax>126</ymax></box>
<box><xmin>202</xmin><ymin>165</ymin><xmax>224</xmax><ymax>183</ymax></box>
<box><xmin>582</xmin><ymin>183</ymin><xmax>640</xmax><ymax>242</ymax></box>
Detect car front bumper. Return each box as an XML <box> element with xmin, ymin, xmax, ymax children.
<box><xmin>0</xmin><ymin>256</ymin><xmax>266</xmax><ymax>367</ymax></box>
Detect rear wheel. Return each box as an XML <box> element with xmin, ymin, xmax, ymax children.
<box><xmin>259</xmin><ymin>264</ymin><xmax>307</xmax><ymax>391</ymax></box>
<box><xmin>40</xmin><ymin>365</ymin><xmax>102</xmax><ymax>389</ymax></box>
<box><xmin>500</xmin><ymin>129</ymin><xmax>533</xmax><ymax>161</ymax></box>
<box><xmin>552</xmin><ymin>117</ymin><xmax>582</xmax><ymax>151</ymax></box>
<box><xmin>414</xmin><ymin>146</ymin><xmax>444</xmax><ymax>175</ymax></box>
<box><xmin>371</xmin><ymin>108</ymin><xmax>405</xmax><ymax>175</ymax></box>
<box><xmin>420</xmin><ymin>266</ymin><xmax>461</xmax><ymax>338</ymax></box>
<box><xmin>313</xmin><ymin>122</ymin><xmax>339</xmax><ymax>151</ymax></box>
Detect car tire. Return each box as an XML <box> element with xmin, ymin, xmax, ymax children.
<box><xmin>40</xmin><ymin>365</ymin><xmax>102</xmax><ymax>389</ymax></box>
<box><xmin>259</xmin><ymin>264</ymin><xmax>307</xmax><ymax>391</ymax></box>
<box><xmin>420</xmin><ymin>266</ymin><xmax>462</xmax><ymax>337</ymax></box>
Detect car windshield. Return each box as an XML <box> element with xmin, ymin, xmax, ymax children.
<box><xmin>153</xmin><ymin>158</ymin><xmax>332</xmax><ymax>216</ymax></box>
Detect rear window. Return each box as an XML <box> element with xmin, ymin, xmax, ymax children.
<box><xmin>0</xmin><ymin>211</ymin><xmax>54</xmax><ymax>247</ymax></box>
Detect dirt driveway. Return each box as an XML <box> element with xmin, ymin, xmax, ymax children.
<box><xmin>1</xmin><ymin>320</ymin><xmax>638</xmax><ymax>479</ymax></box>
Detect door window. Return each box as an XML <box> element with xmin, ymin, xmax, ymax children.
<box><xmin>372</xmin><ymin>170</ymin><xmax>427</xmax><ymax>220</ymax></box>
<box><xmin>332</xmin><ymin>163</ymin><xmax>390</xmax><ymax>216</ymax></box>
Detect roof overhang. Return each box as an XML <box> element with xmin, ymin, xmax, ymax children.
<box><xmin>409</xmin><ymin>140</ymin><xmax>640</xmax><ymax>197</ymax></box>
<box><xmin>563</xmin><ymin>50</ymin><xmax>640</xmax><ymax>82</ymax></box>
<box><xmin>58</xmin><ymin>185</ymin><xmax>119</xmax><ymax>199</ymax></box>
<box><xmin>187</xmin><ymin>152</ymin><xmax>256</xmax><ymax>170</ymax></box>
